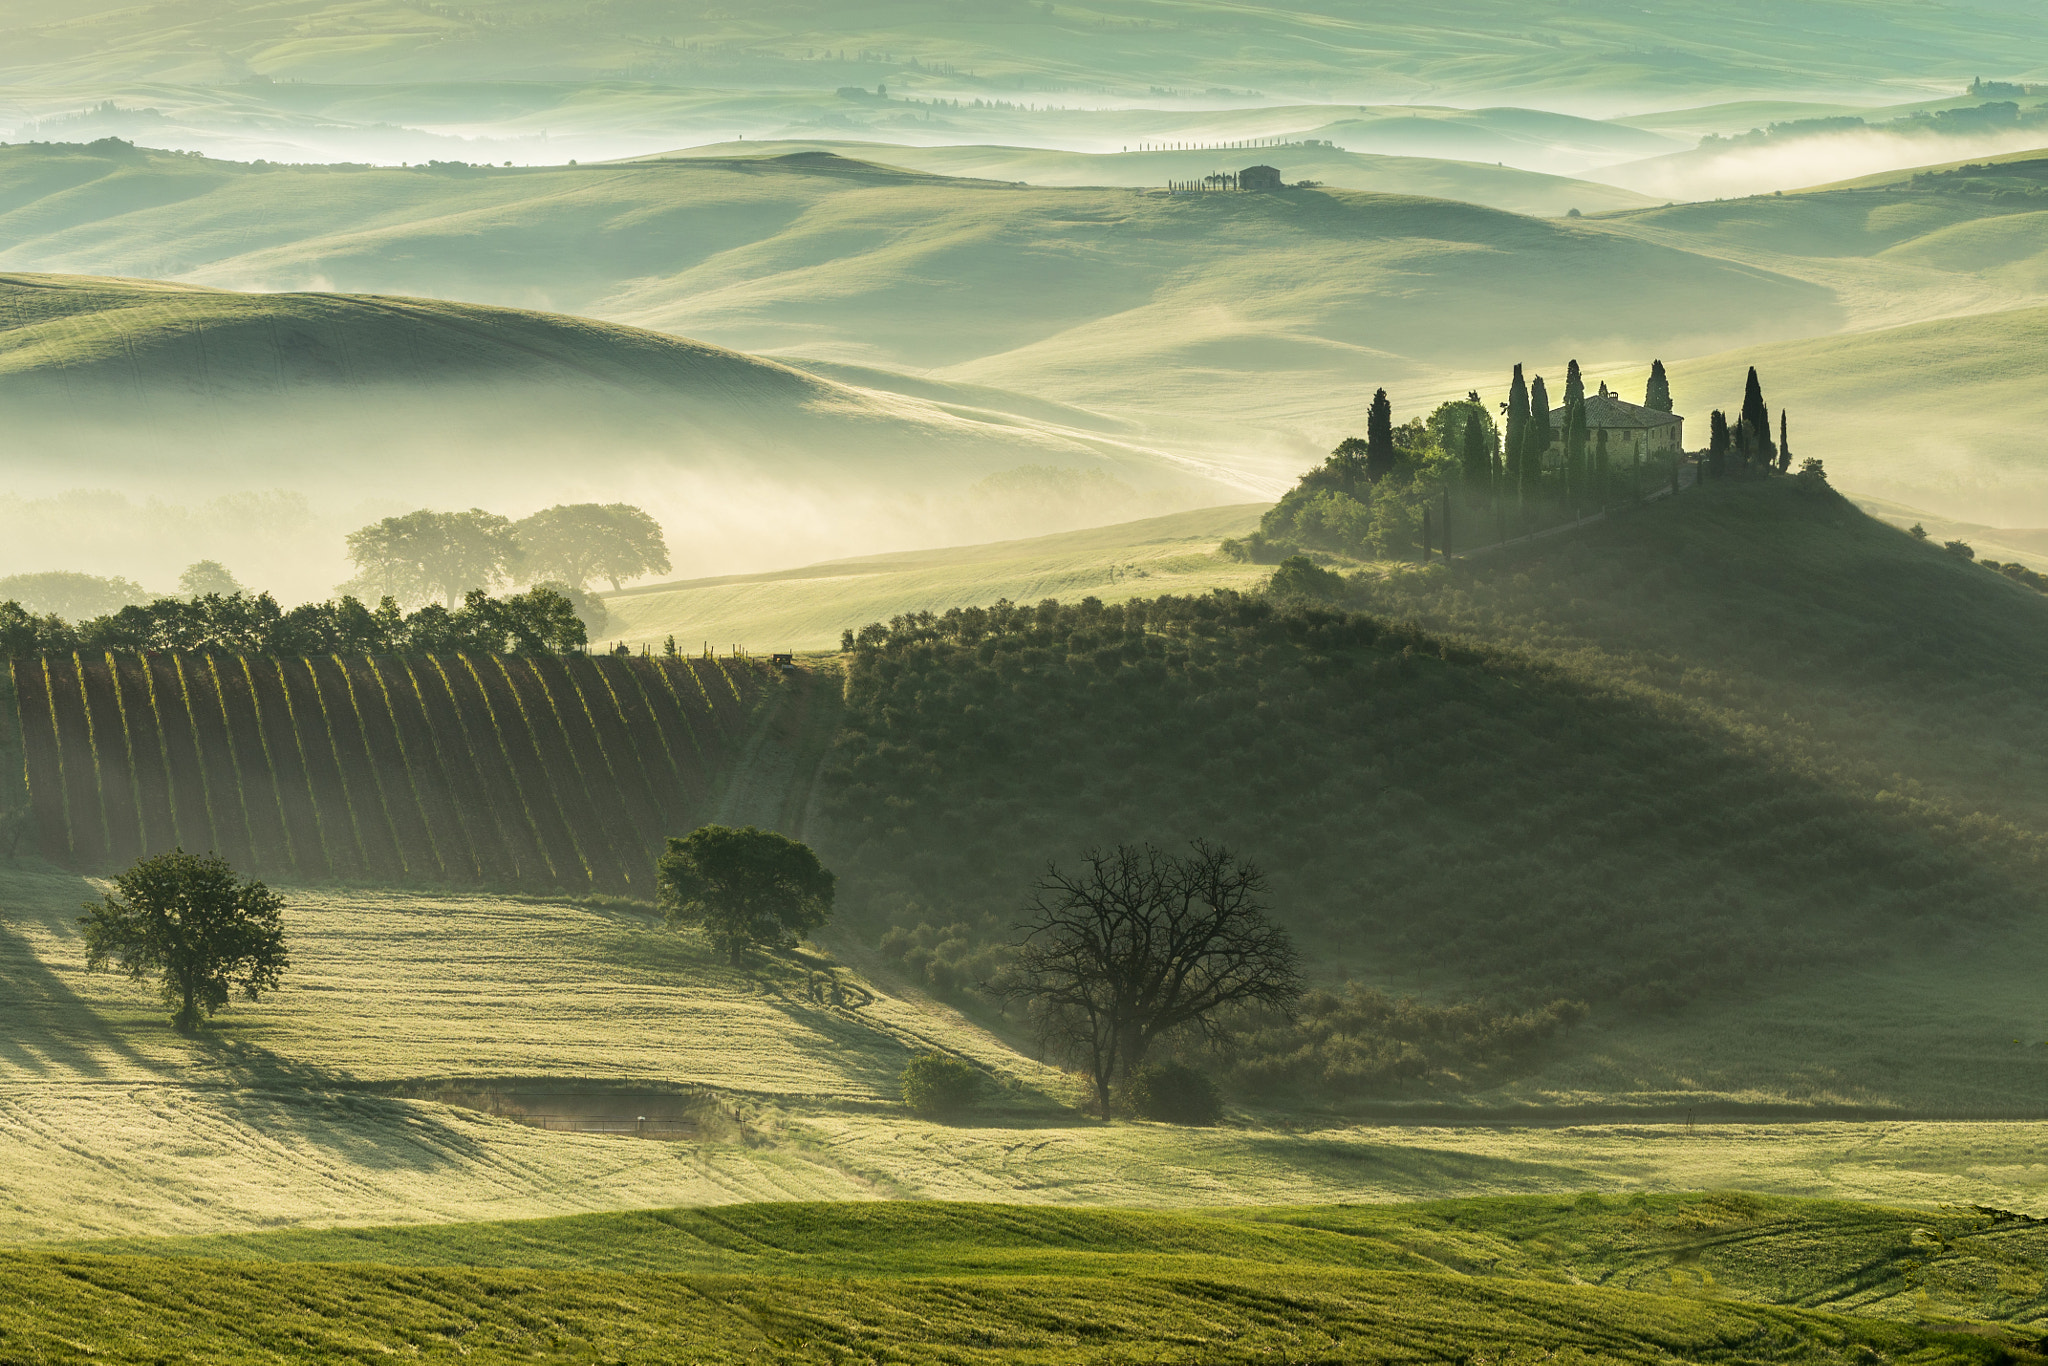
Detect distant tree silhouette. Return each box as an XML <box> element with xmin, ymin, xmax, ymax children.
<box><xmin>1563</xmin><ymin>358</ymin><xmax>1585</xmax><ymax>409</ymax></box>
<box><xmin>344</xmin><ymin>508</ymin><xmax>521</xmax><ymax>607</ymax></box>
<box><xmin>1462</xmin><ymin>411</ymin><xmax>1490</xmax><ymax>489</ymax></box>
<box><xmin>1523</xmin><ymin>375</ymin><xmax>1553</xmax><ymax>485</ymax></box>
<box><xmin>1645</xmin><ymin>360</ymin><xmax>1672</xmax><ymax>413</ymax></box>
<box><xmin>513</xmin><ymin>503</ymin><xmax>671</xmax><ymax>591</ymax></box>
<box><xmin>1740</xmin><ymin>367</ymin><xmax>1777</xmax><ymax>467</ymax></box>
<box><xmin>178</xmin><ymin>560</ymin><xmax>242</xmax><ymax>599</ymax></box>
<box><xmin>1505</xmin><ymin>364</ymin><xmax>1530</xmax><ymax>483</ymax></box>
<box><xmin>1366</xmin><ymin>388</ymin><xmax>1397</xmax><ymax>482</ymax></box>
<box><xmin>1709</xmin><ymin>409</ymin><xmax>1731</xmax><ymax>477</ymax></box>
<box><xmin>1778</xmin><ymin>410</ymin><xmax>1792</xmax><ymax>474</ymax></box>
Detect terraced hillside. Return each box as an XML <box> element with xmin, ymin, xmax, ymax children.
<box><xmin>6</xmin><ymin>652</ymin><xmax>778</xmax><ymax>894</ymax></box>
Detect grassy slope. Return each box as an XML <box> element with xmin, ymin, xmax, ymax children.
<box><xmin>807</xmin><ymin>480</ymin><xmax>2048</xmax><ymax>1115</ymax></box>
<box><xmin>601</xmin><ymin>504</ymin><xmax>1267</xmax><ymax>653</ymax></box>
<box><xmin>654</xmin><ymin>140</ymin><xmax>1662</xmax><ymax>216</ymax></box>
<box><xmin>4</xmin><ymin>1196</ymin><xmax>2045</xmax><ymax>1363</ymax></box>
<box><xmin>0</xmin><ymin>0</ymin><xmax>2038</xmax><ymax>104</ymax></box>
<box><xmin>0</xmin><ymin>143</ymin><xmax>1843</xmax><ymax>436</ymax></box>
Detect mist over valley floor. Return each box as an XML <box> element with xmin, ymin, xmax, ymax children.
<box><xmin>4</xmin><ymin>3</ymin><xmax>2048</xmax><ymax>1360</ymax></box>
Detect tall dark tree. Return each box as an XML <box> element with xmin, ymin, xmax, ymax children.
<box><xmin>997</xmin><ymin>842</ymin><xmax>1301</xmax><ymax>1118</ymax></box>
<box><xmin>1563</xmin><ymin>398</ymin><xmax>1588</xmax><ymax>501</ymax></box>
<box><xmin>1563</xmin><ymin>358</ymin><xmax>1585</xmax><ymax>410</ymax></box>
<box><xmin>79</xmin><ymin>850</ymin><xmax>289</xmax><ymax>1032</ymax></box>
<box><xmin>658</xmin><ymin>825</ymin><xmax>836</xmax><ymax>964</ymax></box>
<box><xmin>1523</xmin><ymin>375</ymin><xmax>1553</xmax><ymax>483</ymax></box>
<box><xmin>1708</xmin><ymin>409</ymin><xmax>1731</xmax><ymax>478</ymax></box>
<box><xmin>1740</xmin><ymin>366</ymin><xmax>1776</xmax><ymax>466</ymax></box>
<box><xmin>1505</xmin><ymin>365</ymin><xmax>1530</xmax><ymax>483</ymax></box>
<box><xmin>1645</xmin><ymin>360</ymin><xmax>1672</xmax><ymax>413</ymax></box>
<box><xmin>1777</xmin><ymin>410</ymin><xmax>1792</xmax><ymax>474</ymax></box>
<box><xmin>1461</xmin><ymin>411</ymin><xmax>1490</xmax><ymax>489</ymax></box>
<box><xmin>1365</xmin><ymin>387</ymin><xmax>1396</xmax><ymax>482</ymax></box>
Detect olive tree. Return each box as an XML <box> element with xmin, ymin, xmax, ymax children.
<box><xmin>997</xmin><ymin>841</ymin><xmax>1300</xmax><ymax>1118</ymax></box>
<box><xmin>657</xmin><ymin>825</ymin><xmax>835</xmax><ymax>964</ymax></box>
<box><xmin>79</xmin><ymin>850</ymin><xmax>288</xmax><ymax>1032</ymax></box>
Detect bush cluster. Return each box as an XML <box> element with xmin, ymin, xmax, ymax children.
<box><xmin>818</xmin><ymin>583</ymin><xmax>2029</xmax><ymax>1038</ymax></box>
<box><xmin>0</xmin><ymin>587</ymin><xmax>587</xmax><ymax>657</ymax></box>
<box><xmin>1123</xmin><ymin>1062</ymin><xmax>1223</xmax><ymax>1125</ymax></box>
<box><xmin>900</xmin><ymin>1054</ymin><xmax>983</xmax><ymax>1118</ymax></box>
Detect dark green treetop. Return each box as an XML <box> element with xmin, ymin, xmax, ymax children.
<box><xmin>657</xmin><ymin>825</ymin><xmax>836</xmax><ymax>964</ymax></box>
<box><xmin>79</xmin><ymin>850</ymin><xmax>288</xmax><ymax>1032</ymax></box>
<box><xmin>1645</xmin><ymin>359</ymin><xmax>1673</xmax><ymax>413</ymax></box>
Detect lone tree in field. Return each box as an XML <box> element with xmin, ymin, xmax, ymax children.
<box><xmin>997</xmin><ymin>841</ymin><xmax>1301</xmax><ymax>1118</ymax></box>
<box><xmin>79</xmin><ymin>850</ymin><xmax>288</xmax><ymax>1032</ymax></box>
<box><xmin>657</xmin><ymin>825</ymin><xmax>836</xmax><ymax>964</ymax></box>
<box><xmin>513</xmin><ymin>503</ymin><xmax>672</xmax><ymax>591</ymax></box>
<box><xmin>1740</xmin><ymin>366</ymin><xmax>1776</xmax><ymax>467</ymax></box>
<box><xmin>345</xmin><ymin>508</ymin><xmax>522</xmax><ymax>607</ymax></box>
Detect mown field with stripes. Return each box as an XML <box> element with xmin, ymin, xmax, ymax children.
<box><xmin>3</xmin><ymin>653</ymin><xmax>776</xmax><ymax>894</ymax></box>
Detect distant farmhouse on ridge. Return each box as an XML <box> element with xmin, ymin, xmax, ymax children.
<box><xmin>1546</xmin><ymin>382</ymin><xmax>1684</xmax><ymax>459</ymax></box>
<box><xmin>1240</xmin><ymin>165</ymin><xmax>1284</xmax><ymax>191</ymax></box>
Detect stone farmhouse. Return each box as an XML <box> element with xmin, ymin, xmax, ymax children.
<box><xmin>1545</xmin><ymin>382</ymin><xmax>1684</xmax><ymax>460</ymax></box>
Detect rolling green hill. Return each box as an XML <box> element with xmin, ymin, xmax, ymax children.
<box><xmin>0</xmin><ymin>141</ymin><xmax>1848</xmax><ymax>437</ymax></box>
<box><xmin>6</xmin><ymin>1196</ymin><xmax>2045</xmax><ymax>1364</ymax></box>
<box><xmin>653</xmin><ymin>139</ymin><xmax>1661</xmax><ymax>216</ymax></box>
<box><xmin>0</xmin><ymin>0</ymin><xmax>2039</xmax><ymax>107</ymax></box>
<box><xmin>0</xmin><ymin>271</ymin><xmax>1243</xmax><ymax>595</ymax></box>
<box><xmin>601</xmin><ymin>504</ymin><xmax>1267</xmax><ymax>654</ymax></box>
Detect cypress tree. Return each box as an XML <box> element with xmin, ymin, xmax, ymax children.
<box><xmin>1645</xmin><ymin>360</ymin><xmax>1672</xmax><ymax>413</ymax></box>
<box><xmin>1366</xmin><ymin>387</ymin><xmax>1396</xmax><ymax>482</ymax></box>
<box><xmin>1777</xmin><ymin>410</ymin><xmax>1791</xmax><ymax>473</ymax></box>
<box><xmin>1596</xmin><ymin>426</ymin><xmax>1610</xmax><ymax>505</ymax></box>
<box><xmin>1525</xmin><ymin>375</ymin><xmax>1552</xmax><ymax>487</ymax></box>
<box><xmin>1563</xmin><ymin>398</ymin><xmax>1588</xmax><ymax>506</ymax></box>
<box><xmin>1709</xmin><ymin>409</ymin><xmax>1730</xmax><ymax>478</ymax></box>
<box><xmin>1462</xmin><ymin>410</ymin><xmax>1489</xmax><ymax>489</ymax></box>
<box><xmin>1564</xmin><ymin>358</ymin><xmax>1585</xmax><ymax>410</ymax></box>
<box><xmin>1505</xmin><ymin>364</ymin><xmax>1530</xmax><ymax>483</ymax></box>
<box><xmin>1741</xmin><ymin>366</ymin><xmax>1776</xmax><ymax>465</ymax></box>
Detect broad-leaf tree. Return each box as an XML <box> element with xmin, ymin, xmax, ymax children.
<box><xmin>344</xmin><ymin>508</ymin><xmax>522</xmax><ymax>607</ymax></box>
<box><xmin>657</xmin><ymin>825</ymin><xmax>836</xmax><ymax>963</ymax></box>
<box><xmin>177</xmin><ymin>560</ymin><xmax>243</xmax><ymax>599</ymax></box>
<box><xmin>79</xmin><ymin>850</ymin><xmax>288</xmax><ymax>1032</ymax></box>
<box><xmin>514</xmin><ymin>503</ymin><xmax>671</xmax><ymax>591</ymax></box>
<box><xmin>997</xmin><ymin>841</ymin><xmax>1301</xmax><ymax>1118</ymax></box>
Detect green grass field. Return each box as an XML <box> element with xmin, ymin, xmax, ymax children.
<box><xmin>601</xmin><ymin>504</ymin><xmax>1267</xmax><ymax>653</ymax></box>
<box><xmin>7</xmin><ymin>1195</ymin><xmax>2048</xmax><ymax>1361</ymax></box>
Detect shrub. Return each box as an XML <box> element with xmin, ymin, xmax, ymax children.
<box><xmin>900</xmin><ymin>1054</ymin><xmax>982</xmax><ymax>1117</ymax></box>
<box><xmin>1267</xmin><ymin>555</ymin><xmax>1345</xmax><ymax>600</ymax></box>
<box><xmin>1943</xmin><ymin>539</ymin><xmax>1976</xmax><ymax>560</ymax></box>
<box><xmin>1124</xmin><ymin>1061</ymin><xmax>1223</xmax><ymax>1125</ymax></box>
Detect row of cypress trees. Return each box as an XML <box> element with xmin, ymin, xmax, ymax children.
<box><xmin>1702</xmin><ymin>368</ymin><xmax>1794</xmax><ymax>478</ymax></box>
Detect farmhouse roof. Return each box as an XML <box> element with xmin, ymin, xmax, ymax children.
<box><xmin>1547</xmin><ymin>392</ymin><xmax>1682</xmax><ymax>430</ymax></box>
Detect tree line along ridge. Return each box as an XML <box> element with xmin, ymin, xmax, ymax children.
<box><xmin>3</xmin><ymin>651</ymin><xmax>771</xmax><ymax>894</ymax></box>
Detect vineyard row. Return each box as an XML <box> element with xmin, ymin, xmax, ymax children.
<box><xmin>6</xmin><ymin>653</ymin><xmax>772</xmax><ymax>893</ymax></box>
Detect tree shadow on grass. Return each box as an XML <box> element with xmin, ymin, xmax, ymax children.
<box><xmin>1231</xmin><ymin>1130</ymin><xmax>1605</xmax><ymax>1198</ymax></box>
<box><xmin>0</xmin><ymin>879</ymin><xmax>158</xmax><ymax>1082</ymax></box>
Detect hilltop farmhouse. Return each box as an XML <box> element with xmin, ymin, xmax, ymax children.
<box><xmin>1546</xmin><ymin>382</ymin><xmax>1684</xmax><ymax>458</ymax></box>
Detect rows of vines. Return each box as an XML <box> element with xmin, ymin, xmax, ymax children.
<box><xmin>7</xmin><ymin>653</ymin><xmax>771</xmax><ymax>893</ymax></box>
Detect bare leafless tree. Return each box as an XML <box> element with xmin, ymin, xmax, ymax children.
<box><xmin>996</xmin><ymin>841</ymin><xmax>1301</xmax><ymax>1117</ymax></box>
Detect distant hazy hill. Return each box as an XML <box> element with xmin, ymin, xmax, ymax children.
<box><xmin>0</xmin><ymin>273</ymin><xmax>1247</xmax><ymax>590</ymax></box>
<box><xmin>0</xmin><ymin>143</ymin><xmax>1843</xmax><ymax>442</ymax></box>
<box><xmin>0</xmin><ymin>0</ymin><xmax>2039</xmax><ymax>106</ymax></box>
<box><xmin>650</xmin><ymin>140</ymin><xmax>1660</xmax><ymax>217</ymax></box>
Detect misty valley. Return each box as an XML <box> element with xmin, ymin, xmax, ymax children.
<box><xmin>4</xmin><ymin>2</ymin><xmax>2048</xmax><ymax>1362</ymax></box>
